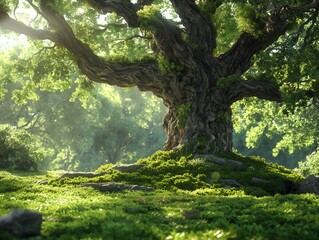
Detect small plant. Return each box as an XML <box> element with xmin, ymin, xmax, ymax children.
<box><xmin>211</xmin><ymin>171</ymin><xmax>221</xmax><ymax>183</ymax></box>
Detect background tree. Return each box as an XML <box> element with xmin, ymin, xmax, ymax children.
<box><xmin>1</xmin><ymin>0</ymin><xmax>319</xmax><ymax>155</ymax></box>
<box><xmin>232</xmin><ymin>98</ymin><xmax>318</xmax><ymax>169</ymax></box>
<box><xmin>0</xmin><ymin>43</ymin><xmax>166</xmax><ymax>171</ymax></box>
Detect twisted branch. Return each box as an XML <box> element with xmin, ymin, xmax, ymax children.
<box><xmin>169</xmin><ymin>0</ymin><xmax>217</xmax><ymax>55</ymax></box>
<box><xmin>223</xmin><ymin>80</ymin><xmax>282</xmax><ymax>104</ymax></box>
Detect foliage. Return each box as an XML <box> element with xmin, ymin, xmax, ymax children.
<box><xmin>0</xmin><ymin>124</ymin><xmax>45</xmax><ymax>171</ymax></box>
<box><xmin>295</xmin><ymin>151</ymin><xmax>319</xmax><ymax>177</ymax></box>
<box><xmin>157</xmin><ymin>54</ymin><xmax>184</xmax><ymax>74</ymax></box>
<box><xmin>0</xmin><ymin>170</ymin><xmax>319</xmax><ymax>239</ymax></box>
<box><xmin>137</xmin><ymin>4</ymin><xmax>162</xmax><ymax>28</ymax></box>
<box><xmin>217</xmin><ymin>75</ymin><xmax>241</xmax><ymax>89</ymax></box>
<box><xmin>0</xmin><ymin>82</ymin><xmax>166</xmax><ymax>171</ymax></box>
<box><xmin>235</xmin><ymin>4</ymin><xmax>264</xmax><ymax>37</ymax></box>
<box><xmin>232</xmin><ymin>97</ymin><xmax>319</xmax><ymax>168</ymax></box>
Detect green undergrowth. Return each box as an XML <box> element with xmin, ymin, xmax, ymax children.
<box><xmin>51</xmin><ymin>150</ymin><xmax>304</xmax><ymax>197</ymax></box>
<box><xmin>0</xmin><ymin>170</ymin><xmax>319</xmax><ymax>239</ymax></box>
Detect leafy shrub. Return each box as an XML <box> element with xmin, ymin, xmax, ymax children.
<box><xmin>0</xmin><ymin>124</ymin><xmax>44</xmax><ymax>170</ymax></box>
<box><xmin>295</xmin><ymin>150</ymin><xmax>319</xmax><ymax>177</ymax></box>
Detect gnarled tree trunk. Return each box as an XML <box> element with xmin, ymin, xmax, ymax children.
<box><xmin>163</xmin><ymin>97</ymin><xmax>233</xmax><ymax>153</ymax></box>
<box><xmin>162</xmin><ymin>73</ymin><xmax>233</xmax><ymax>153</ymax></box>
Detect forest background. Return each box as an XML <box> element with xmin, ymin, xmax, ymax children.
<box><xmin>0</xmin><ymin>40</ymin><xmax>317</xmax><ymax>174</ymax></box>
<box><xmin>0</xmin><ymin>0</ymin><xmax>318</xmax><ymax>176</ymax></box>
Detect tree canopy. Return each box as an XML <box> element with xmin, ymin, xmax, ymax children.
<box><xmin>0</xmin><ymin>0</ymin><xmax>319</xmax><ymax>155</ymax></box>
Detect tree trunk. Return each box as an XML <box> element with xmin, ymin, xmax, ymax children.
<box><xmin>162</xmin><ymin>82</ymin><xmax>233</xmax><ymax>154</ymax></box>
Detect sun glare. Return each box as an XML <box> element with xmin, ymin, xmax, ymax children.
<box><xmin>0</xmin><ymin>34</ymin><xmax>30</xmax><ymax>52</ymax></box>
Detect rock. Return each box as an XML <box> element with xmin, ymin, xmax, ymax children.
<box><xmin>80</xmin><ymin>182</ymin><xmax>154</xmax><ymax>192</ymax></box>
<box><xmin>59</xmin><ymin>172</ymin><xmax>107</xmax><ymax>178</ymax></box>
<box><xmin>180</xmin><ymin>209</ymin><xmax>200</xmax><ymax>219</ymax></box>
<box><xmin>219</xmin><ymin>179</ymin><xmax>243</xmax><ymax>188</ymax></box>
<box><xmin>37</xmin><ymin>180</ymin><xmax>49</xmax><ymax>185</ymax></box>
<box><xmin>194</xmin><ymin>154</ymin><xmax>244</xmax><ymax>170</ymax></box>
<box><xmin>295</xmin><ymin>175</ymin><xmax>319</xmax><ymax>194</ymax></box>
<box><xmin>0</xmin><ymin>209</ymin><xmax>42</xmax><ymax>237</ymax></box>
<box><xmin>250</xmin><ymin>177</ymin><xmax>271</xmax><ymax>185</ymax></box>
<box><xmin>111</xmin><ymin>164</ymin><xmax>146</xmax><ymax>173</ymax></box>
<box><xmin>59</xmin><ymin>164</ymin><xmax>146</xmax><ymax>178</ymax></box>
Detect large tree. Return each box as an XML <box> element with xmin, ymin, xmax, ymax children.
<box><xmin>0</xmin><ymin>0</ymin><xmax>318</xmax><ymax>154</ymax></box>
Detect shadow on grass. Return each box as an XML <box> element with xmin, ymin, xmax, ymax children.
<box><xmin>37</xmin><ymin>190</ymin><xmax>319</xmax><ymax>240</ymax></box>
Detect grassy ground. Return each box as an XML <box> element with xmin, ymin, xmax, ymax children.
<box><xmin>0</xmin><ymin>152</ymin><xmax>319</xmax><ymax>239</ymax></box>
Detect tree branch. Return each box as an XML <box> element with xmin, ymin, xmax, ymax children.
<box><xmin>86</xmin><ymin>0</ymin><xmax>140</xmax><ymax>27</ymax></box>
<box><xmin>87</xmin><ymin>0</ymin><xmax>195</xmax><ymax>67</ymax></box>
<box><xmin>218</xmin><ymin>1</ymin><xmax>319</xmax><ymax>77</ymax></box>
<box><xmin>223</xmin><ymin>80</ymin><xmax>281</xmax><ymax>104</ymax></box>
<box><xmin>0</xmin><ymin>1</ymin><xmax>166</xmax><ymax>95</ymax></box>
<box><xmin>218</xmin><ymin>27</ymin><xmax>288</xmax><ymax>77</ymax></box>
<box><xmin>0</xmin><ymin>12</ymin><xmax>57</xmax><ymax>41</ymax></box>
<box><xmin>37</xmin><ymin>0</ymin><xmax>166</xmax><ymax>94</ymax></box>
<box><xmin>169</xmin><ymin>0</ymin><xmax>217</xmax><ymax>55</ymax></box>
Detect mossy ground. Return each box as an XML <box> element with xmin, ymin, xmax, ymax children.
<box><xmin>0</xmin><ymin>151</ymin><xmax>318</xmax><ymax>239</ymax></box>
<box><xmin>55</xmin><ymin>150</ymin><xmax>303</xmax><ymax>196</ymax></box>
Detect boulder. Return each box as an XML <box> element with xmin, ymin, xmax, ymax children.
<box><xmin>295</xmin><ymin>175</ymin><xmax>319</xmax><ymax>194</ymax></box>
<box><xmin>81</xmin><ymin>182</ymin><xmax>154</xmax><ymax>192</ymax></box>
<box><xmin>111</xmin><ymin>164</ymin><xmax>146</xmax><ymax>172</ymax></box>
<box><xmin>219</xmin><ymin>179</ymin><xmax>243</xmax><ymax>188</ymax></box>
<box><xmin>59</xmin><ymin>164</ymin><xmax>146</xmax><ymax>179</ymax></box>
<box><xmin>59</xmin><ymin>172</ymin><xmax>107</xmax><ymax>178</ymax></box>
<box><xmin>250</xmin><ymin>177</ymin><xmax>271</xmax><ymax>185</ymax></box>
<box><xmin>37</xmin><ymin>180</ymin><xmax>49</xmax><ymax>185</ymax></box>
<box><xmin>0</xmin><ymin>209</ymin><xmax>42</xmax><ymax>237</ymax></box>
<box><xmin>194</xmin><ymin>154</ymin><xmax>244</xmax><ymax>170</ymax></box>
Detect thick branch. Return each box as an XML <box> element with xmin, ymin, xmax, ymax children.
<box><xmin>86</xmin><ymin>0</ymin><xmax>140</xmax><ymax>27</ymax></box>
<box><xmin>218</xmin><ymin>28</ymin><xmax>287</xmax><ymax>77</ymax></box>
<box><xmin>152</xmin><ymin>19</ymin><xmax>196</xmax><ymax>67</ymax></box>
<box><xmin>223</xmin><ymin>80</ymin><xmax>281</xmax><ymax>104</ymax></box>
<box><xmin>0</xmin><ymin>1</ymin><xmax>166</xmax><ymax>95</ymax></box>
<box><xmin>0</xmin><ymin>12</ymin><xmax>56</xmax><ymax>41</ymax></box>
<box><xmin>39</xmin><ymin>1</ymin><xmax>165</xmax><ymax>91</ymax></box>
<box><xmin>218</xmin><ymin>1</ymin><xmax>319</xmax><ymax>77</ymax></box>
<box><xmin>87</xmin><ymin>0</ymin><xmax>195</xmax><ymax>67</ymax></box>
<box><xmin>169</xmin><ymin>0</ymin><xmax>217</xmax><ymax>54</ymax></box>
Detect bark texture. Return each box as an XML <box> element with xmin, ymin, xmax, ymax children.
<box><xmin>0</xmin><ymin>0</ymin><xmax>315</xmax><ymax>154</ymax></box>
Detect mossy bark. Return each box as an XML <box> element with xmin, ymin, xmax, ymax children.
<box><xmin>162</xmin><ymin>75</ymin><xmax>233</xmax><ymax>154</ymax></box>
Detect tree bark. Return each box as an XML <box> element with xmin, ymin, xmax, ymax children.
<box><xmin>163</xmin><ymin>98</ymin><xmax>233</xmax><ymax>153</ymax></box>
<box><xmin>162</xmin><ymin>70</ymin><xmax>233</xmax><ymax>153</ymax></box>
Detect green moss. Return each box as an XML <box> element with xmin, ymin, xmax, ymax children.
<box><xmin>0</xmin><ymin>1</ymin><xmax>9</xmax><ymax>14</ymax></box>
<box><xmin>217</xmin><ymin>75</ymin><xmax>241</xmax><ymax>89</ymax></box>
<box><xmin>218</xmin><ymin>152</ymin><xmax>304</xmax><ymax>194</ymax></box>
<box><xmin>235</xmin><ymin>4</ymin><xmax>264</xmax><ymax>37</ymax></box>
<box><xmin>1</xmin><ymin>170</ymin><xmax>319</xmax><ymax>239</ymax></box>
<box><xmin>54</xmin><ymin>150</ymin><xmax>304</xmax><ymax>195</ymax></box>
<box><xmin>137</xmin><ymin>5</ymin><xmax>162</xmax><ymax>29</ymax></box>
<box><xmin>197</xmin><ymin>0</ymin><xmax>222</xmax><ymax>15</ymax></box>
<box><xmin>157</xmin><ymin>54</ymin><xmax>184</xmax><ymax>74</ymax></box>
<box><xmin>176</xmin><ymin>103</ymin><xmax>191</xmax><ymax>129</ymax></box>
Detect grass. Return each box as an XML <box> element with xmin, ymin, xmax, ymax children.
<box><xmin>0</xmin><ymin>151</ymin><xmax>319</xmax><ymax>239</ymax></box>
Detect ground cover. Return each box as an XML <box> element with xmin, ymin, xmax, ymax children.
<box><xmin>0</xmin><ymin>151</ymin><xmax>319</xmax><ymax>239</ymax></box>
